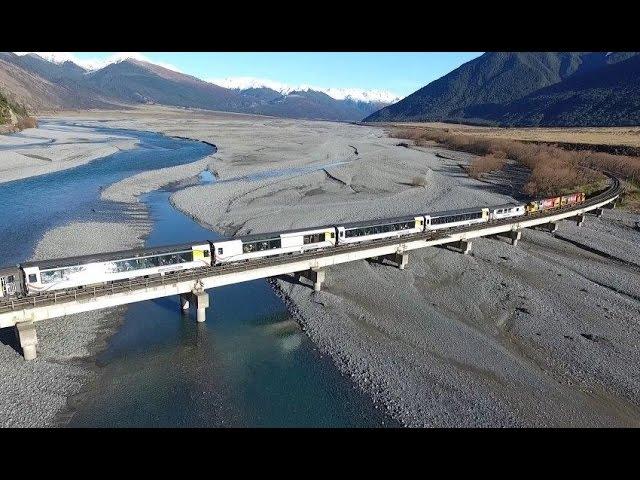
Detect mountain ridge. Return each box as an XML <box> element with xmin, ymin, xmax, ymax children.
<box><xmin>0</xmin><ymin>54</ymin><xmax>395</xmax><ymax>122</ymax></box>
<box><xmin>364</xmin><ymin>52</ymin><xmax>640</xmax><ymax>126</ymax></box>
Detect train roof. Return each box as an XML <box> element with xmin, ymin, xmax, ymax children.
<box><xmin>211</xmin><ymin>225</ymin><xmax>336</xmax><ymax>244</ymax></box>
<box><xmin>425</xmin><ymin>206</ymin><xmax>486</xmax><ymax>218</ymax></box>
<box><xmin>339</xmin><ymin>215</ymin><xmax>420</xmax><ymax>229</ymax></box>
<box><xmin>489</xmin><ymin>203</ymin><xmax>525</xmax><ymax>210</ymax></box>
<box><xmin>0</xmin><ymin>266</ymin><xmax>21</xmax><ymax>276</ymax></box>
<box><xmin>20</xmin><ymin>241</ymin><xmax>210</xmax><ymax>270</ymax></box>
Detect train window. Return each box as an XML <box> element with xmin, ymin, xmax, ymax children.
<box><xmin>330</xmin><ymin>232</ymin><xmax>335</xmax><ymax>239</ymax></box>
<box><xmin>242</xmin><ymin>238</ymin><xmax>281</xmax><ymax>253</ymax></box>
<box><xmin>28</xmin><ymin>274</ymin><xmax>37</xmax><ymax>283</ymax></box>
<box><xmin>110</xmin><ymin>250</ymin><xmax>194</xmax><ymax>273</ymax></box>
<box><xmin>304</xmin><ymin>233</ymin><xmax>324</xmax><ymax>244</ymax></box>
<box><xmin>6</xmin><ymin>275</ymin><xmax>14</xmax><ymax>283</ymax></box>
<box><xmin>203</xmin><ymin>250</ymin><xmax>210</xmax><ymax>257</ymax></box>
<box><xmin>218</xmin><ymin>248</ymin><xmax>223</xmax><ymax>255</ymax></box>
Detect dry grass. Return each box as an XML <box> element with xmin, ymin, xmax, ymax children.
<box><xmin>389</xmin><ymin>125</ymin><xmax>640</xmax><ymax>198</ymax></box>
<box><xmin>384</xmin><ymin>122</ymin><xmax>640</xmax><ymax>149</ymax></box>
<box><xmin>466</xmin><ymin>153</ymin><xmax>507</xmax><ymax>179</ymax></box>
<box><xmin>15</xmin><ymin>116</ymin><xmax>38</xmax><ymax>129</ymax></box>
<box><xmin>619</xmin><ymin>181</ymin><xmax>640</xmax><ymax>212</ymax></box>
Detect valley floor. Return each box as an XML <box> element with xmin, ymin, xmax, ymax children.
<box><xmin>2</xmin><ymin>106</ymin><xmax>639</xmax><ymax>427</ymax></box>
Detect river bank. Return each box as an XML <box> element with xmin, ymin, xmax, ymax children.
<box><xmin>0</xmin><ymin>122</ymin><xmax>138</xmax><ymax>184</ymax></box>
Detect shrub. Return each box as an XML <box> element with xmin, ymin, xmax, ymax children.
<box><xmin>390</xmin><ymin>126</ymin><xmax>636</xmax><ymax>196</ymax></box>
<box><xmin>410</xmin><ymin>174</ymin><xmax>430</xmax><ymax>187</ymax></box>
<box><xmin>16</xmin><ymin>116</ymin><xmax>38</xmax><ymax>130</ymax></box>
<box><xmin>466</xmin><ymin>154</ymin><xmax>507</xmax><ymax>179</ymax></box>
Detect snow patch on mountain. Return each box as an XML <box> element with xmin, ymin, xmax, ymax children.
<box><xmin>14</xmin><ymin>52</ymin><xmax>182</xmax><ymax>73</ymax></box>
<box><xmin>209</xmin><ymin>76</ymin><xmax>401</xmax><ymax>103</ymax></box>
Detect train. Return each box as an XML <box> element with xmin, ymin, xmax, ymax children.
<box><xmin>0</xmin><ymin>191</ymin><xmax>587</xmax><ymax>299</ymax></box>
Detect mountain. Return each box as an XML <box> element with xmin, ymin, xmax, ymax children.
<box><xmin>364</xmin><ymin>52</ymin><xmax>639</xmax><ymax>126</ymax></box>
<box><xmin>83</xmin><ymin>59</ymin><xmax>250</xmax><ymax>112</ymax></box>
<box><xmin>468</xmin><ymin>54</ymin><xmax>640</xmax><ymax>127</ymax></box>
<box><xmin>0</xmin><ymin>52</ymin><xmax>114</xmax><ymax>110</ymax></box>
<box><xmin>232</xmin><ymin>87</ymin><xmax>387</xmax><ymax>121</ymax></box>
<box><xmin>0</xmin><ymin>54</ymin><xmax>395</xmax><ymax>121</ymax></box>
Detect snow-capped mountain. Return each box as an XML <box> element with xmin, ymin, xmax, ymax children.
<box><xmin>210</xmin><ymin>76</ymin><xmax>400</xmax><ymax>104</ymax></box>
<box><xmin>1</xmin><ymin>53</ymin><xmax>399</xmax><ymax>121</ymax></box>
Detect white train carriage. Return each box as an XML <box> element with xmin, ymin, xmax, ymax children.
<box><xmin>424</xmin><ymin>207</ymin><xmax>489</xmax><ymax>231</ymax></box>
<box><xmin>488</xmin><ymin>203</ymin><xmax>526</xmax><ymax>221</ymax></box>
<box><xmin>336</xmin><ymin>215</ymin><xmax>424</xmax><ymax>245</ymax></box>
<box><xmin>21</xmin><ymin>242</ymin><xmax>212</xmax><ymax>294</ymax></box>
<box><xmin>211</xmin><ymin>226</ymin><xmax>336</xmax><ymax>265</ymax></box>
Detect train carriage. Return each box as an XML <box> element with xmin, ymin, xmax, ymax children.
<box><xmin>424</xmin><ymin>207</ymin><xmax>489</xmax><ymax>231</ymax></box>
<box><xmin>488</xmin><ymin>203</ymin><xmax>526</xmax><ymax>221</ymax></box>
<box><xmin>0</xmin><ymin>266</ymin><xmax>24</xmax><ymax>298</ymax></box>
<box><xmin>335</xmin><ymin>215</ymin><xmax>424</xmax><ymax>245</ymax></box>
<box><xmin>20</xmin><ymin>242</ymin><xmax>212</xmax><ymax>294</ymax></box>
<box><xmin>561</xmin><ymin>192</ymin><xmax>586</xmax><ymax>206</ymax></box>
<box><xmin>211</xmin><ymin>226</ymin><xmax>336</xmax><ymax>265</ymax></box>
<box><xmin>539</xmin><ymin>196</ymin><xmax>562</xmax><ymax>210</ymax></box>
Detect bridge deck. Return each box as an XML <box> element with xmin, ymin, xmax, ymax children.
<box><xmin>0</xmin><ymin>176</ymin><xmax>621</xmax><ymax>329</ymax></box>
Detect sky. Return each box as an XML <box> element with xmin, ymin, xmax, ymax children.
<box><xmin>16</xmin><ymin>52</ymin><xmax>483</xmax><ymax>100</ymax></box>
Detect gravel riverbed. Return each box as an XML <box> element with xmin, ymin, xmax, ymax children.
<box><xmin>2</xmin><ymin>107</ymin><xmax>638</xmax><ymax>427</ymax></box>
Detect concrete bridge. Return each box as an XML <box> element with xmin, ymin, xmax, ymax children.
<box><xmin>0</xmin><ymin>177</ymin><xmax>621</xmax><ymax>360</ymax></box>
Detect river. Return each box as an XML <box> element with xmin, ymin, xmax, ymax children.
<box><xmin>0</xmin><ymin>121</ymin><xmax>394</xmax><ymax>427</ymax></box>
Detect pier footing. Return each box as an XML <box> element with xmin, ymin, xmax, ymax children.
<box><xmin>576</xmin><ymin>214</ymin><xmax>586</xmax><ymax>227</ymax></box>
<box><xmin>15</xmin><ymin>321</ymin><xmax>38</xmax><ymax>360</ymax></box>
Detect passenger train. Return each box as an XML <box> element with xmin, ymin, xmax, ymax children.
<box><xmin>0</xmin><ymin>191</ymin><xmax>587</xmax><ymax>299</ymax></box>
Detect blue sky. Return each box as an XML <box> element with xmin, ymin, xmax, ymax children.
<box><xmin>25</xmin><ymin>52</ymin><xmax>483</xmax><ymax>99</ymax></box>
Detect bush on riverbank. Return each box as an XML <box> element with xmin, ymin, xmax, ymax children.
<box><xmin>16</xmin><ymin>116</ymin><xmax>38</xmax><ymax>129</ymax></box>
<box><xmin>390</xmin><ymin>126</ymin><xmax>640</xmax><ymax>197</ymax></box>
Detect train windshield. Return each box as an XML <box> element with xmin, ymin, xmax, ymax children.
<box><xmin>345</xmin><ymin>220</ymin><xmax>415</xmax><ymax>238</ymax></box>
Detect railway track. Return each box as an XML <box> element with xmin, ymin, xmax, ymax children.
<box><xmin>0</xmin><ymin>175</ymin><xmax>621</xmax><ymax>314</ymax></box>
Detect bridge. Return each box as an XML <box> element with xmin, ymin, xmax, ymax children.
<box><xmin>0</xmin><ymin>176</ymin><xmax>622</xmax><ymax>360</ymax></box>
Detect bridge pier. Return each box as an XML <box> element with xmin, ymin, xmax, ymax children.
<box><xmin>179</xmin><ymin>289</ymin><xmax>208</xmax><ymax>322</ymax></box>
<box><xmin>450</xmin><ymin>240</ymin><xmax>472</xmax><ymax>255</ymax></box>
<box><xmin>382</xmin><ymin>252</ymin><xmax>408</xmax><ymax>270</ymax></box>
<box><xmin>576</xmin><ymin>214</ymin><xmax>586</xmax><ymax>226</ymax></box>
<box><xmin>15</xmin><ymin>321</ymin><xmax>38</xmax><ymax>361</ymax></box>
<box><xmin>191</xmin><ymin>289</ymin><xmax>209</xmax><ymax>323</ymax></box>
<box><xmin>495</xmin><ymin>230</ymin><xmax>522</xmax><ymax>246</ymax></box>
<box><xmin>535</xmin><ymin>222</ymin><xmax>558</xmax><ymax>233</ymax></box>
<box><xmin>300</xmin><ymin>268</ymin><xmax>325</xmax><ymax>292</ymax></box>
